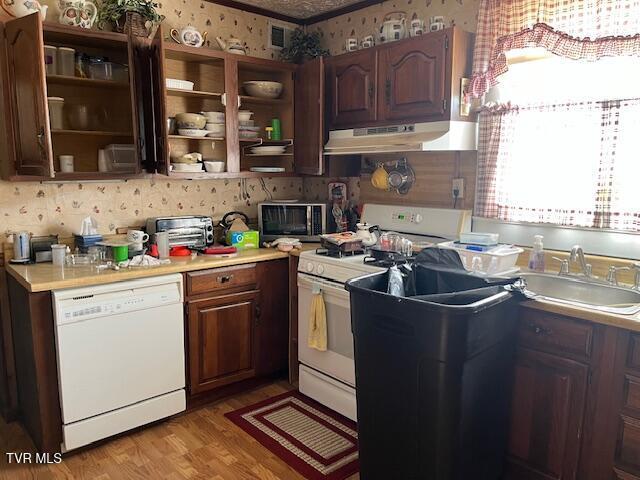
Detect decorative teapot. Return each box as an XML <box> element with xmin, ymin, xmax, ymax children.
<box><xmin>58</xmin><ymin>0</ymin><xmax>97</xmax><ymax>29</ymax></box>
<box><xmin>216</xmin><ymin>36</ymin><xmax>246</xmax><ymax>55</ymax></box>
<box><xmin>379</xmin><ymin>11</ymin><xmax>407</xmax><ymax>43</ymax></box>
<box><xmin>355</xmin><ymin>223</ymin><xmax>380</xmax><ymax>248</ymax></box>
<box><xmin>1</xmin><ymin>0</ymin><xmax>48</xmax><ymax>19</ymax></box>
<box><xmin>171</xmin><ymin>25</ymin><xmax>207</xmax><ymax>48</ymax></box>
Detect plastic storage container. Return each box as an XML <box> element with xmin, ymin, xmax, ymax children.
<box><xmin>57</xmin><ymin>47</ymin><xmax>75</xmax><ymax>76</ymax></box>
<box><xmin>438</xmin><ymin>241</ymin><xmax>523</xmax><ymax>275</ymax></box>
<box><xmin>47</xmin><ymin>97</ymin><xmax>65</xmax><ymax>129</ymax></box>
<box><xmin>345</xmin><ymin>264</ymin><xmax>521</xmax><ymax>480</ymax></box>
<box><xmin>89</xmin><ymin>61</ymin><xmax>116</xmax><ymax>80</ymax></box>
<box><xmin>103</xmin><ymin>144</ymin><xmax>136</xmax><ymax>173</ymax></box>
<box><xmin>44</xmin><ymin>45</ymin><xmax>57</xmax><ymax>75</ymax></box>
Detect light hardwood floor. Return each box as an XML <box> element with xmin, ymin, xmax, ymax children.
<box><xmin>0</xmin><ymin>381</ymin><xmax>359</xmax><ymax>480</ymax></box>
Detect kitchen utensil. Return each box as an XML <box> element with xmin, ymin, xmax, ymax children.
<box><xmin>48</xmin><ymin>97</ymin><xmax>65</xmax><ymax>129</ymax></box>
<box><xmin>379</xmin><ymin>11</ymin><xmax>407</xmax><ymax>43</ymax></box>
<box><xmin>171</xmin><ymin>25</ymin><xmax>208</xmax><ymax>48</ymax></box>
<box><xmin>51</xmin><ymin>244</ymin><xmax>68</xmax><ymax>266</ymax></box>
<box><xmin>12</xmin><ymin>231</ymin><xmax>31</xmax><ymax>263</ymax></box>
<box><xmin>215</xmin><ymin>36</ymin><xmax>246</xmax><ymax>55</ymax></box>
<box><xmin>170</xmin><ymin>246</ymin><xmax>192</xmax><ymax>256</ymax></box>
<box><xmin>126</xmin><ymin>230</ymin><xmax>149</xmax><ymax>244</ymax></box>
<box><xmin>59</xmin><ymin>155</ymin><xmax>74</xmax><ymax>173</ymax></box>
<box><xmin>249</xmin><ymin>167</ymin><xmax>285</xmax><ymax>173</ymax></box>
<box><xmin>202</xmin><ymin>246</ymin><xmax>238</xmax><ymax>257</ymax></box>
<box><xmin>371</xmin><ymin>163</ymin><xmax>390</xmax><ymax>190</ymax></box>
<box><xmin>242</xmin><ymin>81</ymin><xmax>283</xmax><ymax>99</ymax></box>
<box><xmin>57</xmin><ymin>47</ymin><xmax>75</xmax><ymax>76</ymax></box>
<box><xmin>200</xmin><ymin>111</ymin><xmax>225</xmax><ymax>123</ymax></box>
<box><xmin>67</xmin><ymin>103</ymin><xmax>90</xmax><ymax>130</ymax></box>
<box><xmin>355</xmin><ymin>223</ymin><xmax>380</xmax><ymax>247</ymax></box>
<box><xmin>238</xmin><ymin>110</ymin><xmax>253</xmax><ymax>122</ymax></box>
<box><xmin>30</xmin><ymin>235</ymin><xmax>58</xmax><ymax>262</ymax></box>
<box><xmin>44</xmin><ymin>45</ymin><xmax>57</xmax><ymax>75</ymax></box>
<box><xmin>111</xmin><ymin>244</ymin><xmax>129</xmax><ymax>263</ymax></box>
<box><xmin>172</xmin><ymin>163</ymin><xmax>204</xmax><ymax>172</ymax></box>
<box><xmin>250</xmin><ymin>146</ymin><xmax>286</xmax><ymax>155</ymax></box>
<box><xmin>178</xmin><ymin>128</ymin><xmax>209</xmax><ymax>137</ymax></box>
<box><xmin>154</xmin><ymin>231</ymin><xmax>170</xmax><ymax>259</ymax></box>
<box><xmin>58</xmin><ymin>0</ymin><xmax>97</xmax><ymax>28</ymax></box>
<box><xmin>166</xmin><ymin>78</ymin><xmax>194</xmax><ymax>90</ymax></box>
<box><xmin>387</xmin><ymin>157</ymin><xmax>415</xmax><ymax>195</ymax></box>
<box><xmin>271</xmin><ymin>118</ymin><xmax>282</xmax><ymax>140</ymax></box>
<box><xmin>410</xmin><ymin>18</ymin><xmax>426</xmax><ymax>36</ymax></box>
<box><xmin>204</xmin><ymin>160</ymin><xmax>225</xmax><ymax>173</ymax></box>
<box><xmin>175</xmin><ymin>112</ymin><xmax>206</xmax><ymax>129</ymax></box>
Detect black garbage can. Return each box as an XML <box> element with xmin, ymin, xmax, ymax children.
<box><xmin>345</xmin><ymin>264</ymin><xmax>520</xmax><ymax>480</ymax></box>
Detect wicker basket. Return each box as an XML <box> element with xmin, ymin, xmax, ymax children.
<box><xmin>115</xmin><ymin>12</ymin><xmax>148</xmax><ymax>37</ymax></box>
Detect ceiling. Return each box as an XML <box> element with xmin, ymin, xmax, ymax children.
<box><xmin>225</xmin><ymin>0</ymin><xmax>369</xmax><ymax>21</ymax></box>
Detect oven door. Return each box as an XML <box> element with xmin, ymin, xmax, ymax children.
<box><xmin>260</xmin><ymin>205</ymin><xmax>311</xmax><ymax>240</ymax></box>
<box><xmin>297</xmin><ymin>273</ymin><xmax>355</xmax><ymax>387</ymax></box>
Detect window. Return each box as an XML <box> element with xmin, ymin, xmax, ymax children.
<box><xmin>476</xmin><ymin>53</ymin><xmax>640</xmax><ymax>233</ymax></box>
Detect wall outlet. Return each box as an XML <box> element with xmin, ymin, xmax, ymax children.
<box><xmin>452</xmin><ymin>178</ymin><xmax>464</xmax><ymax>199</ymax></box>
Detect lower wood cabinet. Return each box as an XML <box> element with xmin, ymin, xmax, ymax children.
<box><xmin>187</xmin><ymin>290</ymin><xmax>259</xmax><ymax>395</ymax></box>
<box><xmin>185</xmin><ymin>259</ymin><xmax>290</xmax><ymax>397</ymax></box>
<box><xmin>506</xmin><ymin>347</ymin><xmax>589</xmax><ymax>480</ymax></box>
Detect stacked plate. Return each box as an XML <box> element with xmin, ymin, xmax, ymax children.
<box><xmin>251</xmin><ymin>145</ymin><xmax>286</xmax><ymax>155</ymax></box>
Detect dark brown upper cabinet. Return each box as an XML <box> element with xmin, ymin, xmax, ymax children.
<box><xmin>326</xmin><ymin>27</ymin><xmax>474</xmax><ymax>130</ymax></box>
<box><xmin>378</xmin><ymin>31</ymin><xmax>447</xmax><ymax>122</ymax></box>
<box><xmin>294</xmin><ymin>57</ymin><xmax>324</xmax><ymax>175</ymax></box>
<box><xmin>328</xmin><ymin>49</ymin><xmax>378</xmax><ymax>128</ymax></box>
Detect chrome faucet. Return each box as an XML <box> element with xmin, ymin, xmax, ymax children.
<box><xmin>569</xmin><ymin>245</ymin><xmax>592</xmax><ymax>278</ymax></box>
<box><xmin>606</xmin><ymin>265</ymin><xmax>631</xmax><ymax>286</ymax></box>
<box><xmin>633</xmin><ymin>263</ymin><xmax>640</xmax><ymax>290</ymax></box>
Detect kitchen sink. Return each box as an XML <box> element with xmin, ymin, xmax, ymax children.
<box><xmin>520</xmin><ymin>272</ymin><xmax>640</xmax><ymax>316</ymax></box>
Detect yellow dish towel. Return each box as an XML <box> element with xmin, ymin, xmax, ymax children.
<box><xmin>308</xmin><ymin>291</ymin><xmax>327</xmax><ymax>351</ymax></box>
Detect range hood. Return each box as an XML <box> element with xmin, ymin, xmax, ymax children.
<box><xmin>324</xmin><ymin>121</ymin><xmax>477</xmax><ymax>155</ymax></box>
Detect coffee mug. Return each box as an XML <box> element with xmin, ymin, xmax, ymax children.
<box><xmin>127</xmin><ymin>230</ymin><xmax>149</xmax><ymax>244</ymax></box>
<box><xmin>410</xmin><ymin>19</ymin><xmax>425</xmax><ymax>37</ymax></box>
<box><xmin>346</xmin><ymin>38</ymin><xmax>358</xmax><ymax>52</ymax></box>
<box><xmin>430</xmin><ymin>16</ymin><xmax>445</xmax><ymax>31</ymax></box>
<box><xmin>362</xmin><ymin>35</ymin><xmax>375</xmax><ymax>48</ymax></box>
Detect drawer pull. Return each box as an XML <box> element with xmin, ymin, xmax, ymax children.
<box><xmin>217</xmin><ymin>274</ymin><xmax>234</xmax><ymax>284</ymax></box>
<box><xmin>528</xmin><ymin>323</ymin><xmax>552</xmax><ymax>336</ymax></box>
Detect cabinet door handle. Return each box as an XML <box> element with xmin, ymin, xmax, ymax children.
<box><xmin>36</xmin><ymin>127</ymin><xmax>46</xmax><ymax>157</ymax></box>
<box><xmin>255</xmin><ymin>305</ymin><xmax>261</xmax><ymax>326</ymax></box>
<box><xmin>385</xmin><ymin>79</ymin><xmax>391</xmax><ymax>105</ymax></box>
<box><xmin>217</xmin><ymin>274</ymin><xmax>234</xmax><ymax>284</ymax></box>
<box><xmin>368</xmin><ymin>83</ymin><xmax>374</xmax><ymax>102</ymax></box>
<box><xmin>528</xmin><ymin>323</ymin><xmax>552</xmax><ymax>336</ymax></box>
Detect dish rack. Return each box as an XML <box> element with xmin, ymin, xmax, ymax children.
<box><xmin>242</xmin><ymin>138</ymin><xmax>293</xmax><ymax>156</ymax></box>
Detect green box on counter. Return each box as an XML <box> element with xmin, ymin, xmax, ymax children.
<box><xmin>226</xmin><ymin>231</ymin><xmax>260</xmax><ymax>250</ymax></box>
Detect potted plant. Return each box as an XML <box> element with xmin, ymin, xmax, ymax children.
<box><xmin>280</xmin><ymin>28</ymin><xmax>330</xmax><ymax>63</ymax></box>
<box><xmin>97</xmin><ymin>0</ymin><xmax>164</xmax><ymax>36</ymax></box>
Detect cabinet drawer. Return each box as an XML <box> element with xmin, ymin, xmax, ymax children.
<box><xmin>629</xmin><ymin>335</ymin><xmax>640</xmax><ymax>372</ymax></box>
<box><xmin>518</xmin><ymin>309</ymin><xmax>594</xmax><ymax>359</ymax></box>
<box><xmin>623</xmin><ymin>375</ymin><xmax>640</xmax><ymax>415</ymax></box>
<box><xmin>616</xmin><ymin>416</ymin><xmax>640</xmax><ymax>474</ymax></box>
<box><xmin>186</xmin><ymin>264</ymin><xmax>256</xmax><ymax>296</ymax></box>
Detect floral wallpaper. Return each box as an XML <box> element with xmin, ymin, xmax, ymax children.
<box><xmin>311</xmin><ymin>0</ymin><xmax>480</xmax><ymax>55</ymax></box>
<box><xmin>0</xmin><ymin>177</ymin><xmax>303</xmax><ymax>238</ymax></box>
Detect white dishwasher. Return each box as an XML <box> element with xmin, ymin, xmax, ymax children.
<box><xmin>53</xmin><ymin>274</ymin><xmax>186</xmax><ymax>452</ymax></box>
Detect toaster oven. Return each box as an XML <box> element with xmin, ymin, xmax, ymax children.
<box><xmin>258</xmin><ymin>202</ymin><xmax>327</xmax><ymax>242</ymax></box>
<box><xmin>146</xmin><ymin>216</ymin><xmax>214</xmax><ymax>249</ymax></box>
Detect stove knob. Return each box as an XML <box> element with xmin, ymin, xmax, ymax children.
<box><xmin>414</xmin><ymin>213</ymin><xmax>423</xmax><ymax>224</ymax></box>
<box><xmin>306</xmin><ymin>262</ymin><xmax>315</xmax><ymax>273</ymax></box>
<box><xmin>317</xmin><ymin>264</ymin><xmax>325</xmax><ymax>275</ymax></box>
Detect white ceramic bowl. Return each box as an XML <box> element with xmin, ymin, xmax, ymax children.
<box><xmin>205</xmin><ymin>123</ymin><xmax>226</xmax><ymax>137</ymax></box>
<box><xmin>204</xmin><ymin>160</ymin><xmax>226</xmax><ymax>173</ymax></box>
<box><xmin>238</xmin><ymin>110</ymin><xmax>253</xmax><ymax>122</ymax></box>
<box><xmin>178</xmin><ymin>128</ymin><xmax>209</xmax><ymax>137</ymax></box>
<box><xmin>175</xmin><ymin>112</ymin><xmax>206</xmax><ymax>129</ymax></box>
<box><xmin>243</xmin><ymin>81</ymin><xmax>283</xmax><ymax>99</ymax></box>
<box><xmin>251</xmin><ymin>146</ymin><xmax>286</xmax><ymax>155</ymax></box>
<box><xmin>166</xmin><ymin>78</ymin><xmax>194</xmax><ymax>90</ymax></box>
<box><xmin>201</xmin><ymin>111</ymin><xmax>225</xmax><ymax>123</ymax></box>
<box><xmin>172</xmin><ymin>163</ymin><xmax>204</xmax><ymax>172</ymax></box>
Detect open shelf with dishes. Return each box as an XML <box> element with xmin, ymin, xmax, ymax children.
<box><xmin>41</xmin><ymin>20</ymin><xmax>140</xmax><ymax>178</ymax></box>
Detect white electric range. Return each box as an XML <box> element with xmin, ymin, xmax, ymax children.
<box><xmin>297</xmin><ymin>204</ymin><xmax>472</xmax><ymax>420</ymax></box>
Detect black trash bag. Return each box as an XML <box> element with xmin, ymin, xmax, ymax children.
<box><xmin>413</xmin><ymin>246</ymin><xmax>465</xmax><ymax>269</ymax></box>
<box><xmin>411</xmin><ymin>263</ymin><xmax>519</xmax><ymax>297</ymax></box>
<box><xmin>412</xmin><ymin>285</ymin><xmax>508</xmax><ymax>305</ymax></box>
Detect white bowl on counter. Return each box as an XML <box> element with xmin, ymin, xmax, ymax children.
<box><xmin>204</xmin><ymin>160</ymin><xmax>226</xmax><ymax>173</ymax></box>
<box><xmin>238</xmin><ymin>110</ymin><xmax>253</xmax><ymax>122</ymax></box>
<box><xmin>243</xmin><ymin>81</ymin><xmax>283</xmax><ymax>99</ymax></box>
<box><xmin>205</xmin><ymin>123</ymin><xmax>226</xmax><ymax>137</ymax></box>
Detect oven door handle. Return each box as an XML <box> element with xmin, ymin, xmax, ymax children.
<box><xmin>298</xmin><ymin>273</ymin><xmax>350</xmax><ymax>299</ymax></box>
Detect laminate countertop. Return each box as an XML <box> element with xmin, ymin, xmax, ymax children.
<box><xmin>6</xmin><ymin>248</ymin><xmax>290</xmax><ymax>293</ymax></box>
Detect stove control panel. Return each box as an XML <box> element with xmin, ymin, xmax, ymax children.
<box><xmin>392</xmin><ymin>212</ymin><xmax>423</xmax><ymax>224</ymax></box>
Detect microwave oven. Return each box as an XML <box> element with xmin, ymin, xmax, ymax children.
<box><xmin>258</xmin><ymin>202</ymin><xmax>327</xmax><ymax>242</ymax></box>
